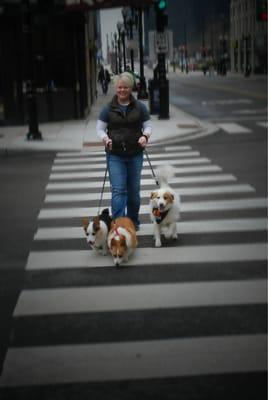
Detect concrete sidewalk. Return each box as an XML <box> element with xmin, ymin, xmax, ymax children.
<box><xmin>0</xmin><ymin>81</ymin><xmax>214</xmax><ymax>153</ymax></box>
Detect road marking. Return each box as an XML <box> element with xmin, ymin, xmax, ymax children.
<box><xmin>55</xmin><ymin>146</ymin><xmax>193</xmax><ymax>157</ymax></box>
<box><xmin>38</xmin><ymin>198</ymin><xmax>266</xmax><ymax>219</ymax></box>
<box><xmin>257</xmin><ymin>122</ymin><xmax>268</xmax><ymax>129</ymax></box>
<box><xmin>232</xmin><ymin>108</ymin><xmax>266</xmax><ymax>115</ymax></box>
<box><xmin>53</xmin><ymin>151</ymin><xmax>200</xmax><ymax>164</ymax></box>
<box><xmin>51</xmin><ymin>164</ymin><xmax>222</xmax><ymax>174</ymax></box>
<box><xmin>52</xmin><ymin>157</ymin><xmax>211</xmax><ymax>168</ymax></box>
<box><xmin>14</xmin><ymin>280</ymin><xmax>266</xmax><ymax>316</ymax></box>
<box><xmin>217</xmin><ymin>123</ymin><xmax>251</xmax><ymax>134</ymax></box>
<box><xmin>46</xmin><ymin>174</ymin><xmax>237</xmax><ymax>190</ymax></box>
<box><xmin>34</xmin><ymin>218</ymin><xmax>268</xmax><ymax>240</ymax></box>
<box><xmin>44</xmin><ymin>184</ymin><xmax>254</xmax><ymax>203</ymax></box>
<box><xmin>0</xmin><ymin>335</ymin><xmax>265</xmax><ymax>386</ymax></box>
<box><xmin>202</xmin><ymin>99</ymin><xmax>252</xmax><ymax>106</ymax></box>
<box><xmin>25</xmin><ymin>243</ymin><xmax>266</xmax><ymax>270</ymax></box>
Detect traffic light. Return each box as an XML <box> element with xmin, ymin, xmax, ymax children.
<box><xmin>155</xmin><ymin>0</ymin><xmax>168</xmax><ymax>32</ymax></box>
<box><xmin>156</xmin><ymin>0</ymin><xmax>167</xmax><ymax>11</ymax></box>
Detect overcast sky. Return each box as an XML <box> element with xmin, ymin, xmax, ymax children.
<box><xmin>100</xmin><ymin>8</ymin><xmax>123</xmax><ymax>61</ymax></box>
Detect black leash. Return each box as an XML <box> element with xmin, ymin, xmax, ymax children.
<box><xmin>144</xmin><ymin>148</ymin><xmax>159</xmax><ymax>186</ymax></box>
<box><xmin>97</xmin><ymin>166</ymin><xmax>108</xmax><ymax>215</ymax></box>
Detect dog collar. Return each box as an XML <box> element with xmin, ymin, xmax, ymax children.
<box><xmin>113</xmin><ymin>228</ymin><xmax>121</xmax><ymax>240</ymax></box>
<box><xmin>153</xmin><ymin>208</ymin><xmax>169</xmax><ymax>224</ymax></box>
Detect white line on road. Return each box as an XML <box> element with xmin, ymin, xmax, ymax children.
<box><xmin>0</xmin><ymin>335</ymin><xmax>265</xmax><ymax>386</ymax></box>
<box><xmin>26</xmin><ymin>243</ymin><xmax>266</xmax><ymax>270</ymax></box>
<box><xmin>51</xmin><ymin>163</ymin><xmax>222</xmax><ymax>175</ymax></box>
<box><xmin>52</xmin><ymin>158</ymin><xmax>211</xmax><ymax>168</ymax></box>
<box><xmin>14</xmin><ymin>279</ymin><xmax>266</xmax><ymax>316</ymax></box>
<box><xmin>46</xmin><ymin>174</ymin><xmax>237</xmax><ymax>190</ymax></box>
<box><xmin>34</xmin><ymin>218</ymin><xmax>268</xmax><ymax>240</ymax></box>
<box><xmin>257</xmin><ymin>121</ymin><xmax>268</xmax><ymax>129</ymax></box>
<box><xmin>44</xmin><ymin>184</ymin><xmax>255</xmax><ymax>203</ymax></box>
<box><xmin>55</xmin><ymin>145</ymin><xmax>193</xmax><ymax>158</ymax></box>
<box><xmin>217</xmin><ymin>123</ymin><xmax>251</xmax><ymax>134</ymax></box>
<box><xmin>53</xmin><ymin>151</ymin><xmax>200</xmax><ymax>164</ymax></box>
<box><xmin>38</xmin><ymin>198</ymin><xmax>266</xmax><ymax>219</ymax></box>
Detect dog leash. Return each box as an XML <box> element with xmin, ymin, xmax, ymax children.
<box><xmin>144</xmin><ymin>148</ymin><xmax>159</xmax><ymax>186</ymax></box>
<box><xmin>97</xmin><ymin>166</ymin><xmax>108</xmax><ymax>216</ymax></box>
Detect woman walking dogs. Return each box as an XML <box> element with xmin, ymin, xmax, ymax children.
<box><xmin>97</xmin><ymin>72</ymin><xmax>152</xmax><ymax>231</ymax></box>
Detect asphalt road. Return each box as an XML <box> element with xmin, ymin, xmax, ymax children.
<box><xmin>0</xmin><ymin>73</ymin><xmax>267</xmax><ymax>399</ymax></box>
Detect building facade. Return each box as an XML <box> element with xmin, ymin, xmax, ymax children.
<box><xmin>230</xmin><ymin>0</ymin><xmax>267</xmax><ymax>74</ymax></box>
<box><xmin>0</xmin><ymin>2</ymin><xmax>99</xmax><ymax>125</ymax></box>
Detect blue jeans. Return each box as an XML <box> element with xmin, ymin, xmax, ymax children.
<box><xmin>106</xmin><ymin>152</ymin><xmax>144</xmax><ymax>227</ymax></box>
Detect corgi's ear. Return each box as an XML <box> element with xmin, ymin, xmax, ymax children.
<box><xmin>82</xmin><ymin>217</ymin><xmax>88</xmax><ymax>233</ymax></box>
<box><xmin>150</xmin><ymin>191</ymin><xmax>157</xmax><ymax>199</ymax></box>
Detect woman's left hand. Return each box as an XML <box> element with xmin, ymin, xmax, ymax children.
<box><xmin>138</xmin><ymin>135</ymin><xmax>148</xmax><ymax>148</ymax></box>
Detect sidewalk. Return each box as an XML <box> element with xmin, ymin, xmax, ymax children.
<box><xmin>0</xmin><ymin>79</ymin><xmax>214</xmax><ymax>154</ymax></box>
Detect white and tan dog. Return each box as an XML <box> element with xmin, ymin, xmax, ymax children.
<box><xmin>82</xmin><ymin>208</ymin><xmax>112</xmax><ymax>255</ymax></box>
<box><xmin>107</xmin><ymin>217</ymin><xmax>137</xmax><ymax>266</ymax></box>
<box><xmin>150</xmin><ymin>165</ymin><xmax>180</xmax><ymax>247</ymax></box>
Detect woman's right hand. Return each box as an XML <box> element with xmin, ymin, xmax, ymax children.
<box><xmin>103</xmin><ymin>137</ymin><xmax>112</xmax><ymax>150</ymax></box>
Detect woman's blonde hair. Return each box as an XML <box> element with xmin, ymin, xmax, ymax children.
<box><xmin>114</xmin><ymin>72</ymin><xmax>134</xmax><ymax>89</ymax></box>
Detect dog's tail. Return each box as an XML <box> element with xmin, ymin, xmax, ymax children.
<box><xmin>155</xmin><ymin>165</ymin><xmax>175</xmax><ymax>187</ymax></box>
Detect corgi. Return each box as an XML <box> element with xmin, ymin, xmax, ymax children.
<box><xmin>149</xmin><ymin>165</ymin><xmax>180</xmax><ymax>247</ymax></box>
<box><xmin>82</xmin><ymin>208</ymin><xmax>112</xmax><ymax>255</ymax></box>
<box><xmin>107</xmin><ymin>217</ymin><xmax>138</xmax><ymax>266</ymax></box>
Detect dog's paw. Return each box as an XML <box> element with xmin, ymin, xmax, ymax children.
<box><xmin>155</xmin><ymin>239</ymin><xmax>162</xmax><ymax>247</ymax></box>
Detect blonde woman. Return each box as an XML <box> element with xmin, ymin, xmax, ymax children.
<box><xmin>96</xmin><ymin>72</ymin><xmax>152</xmax><ymax>230</ymax></box>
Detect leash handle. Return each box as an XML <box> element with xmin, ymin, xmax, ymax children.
<box><xmin>145</xmin><ymin>149</ymin><xmax>159</xmax><ymax>186</ymax></box>
<box><xmin>97</xmin><ymin>166</ymin><xmax>108</xmax><ymax>215</ymax></box>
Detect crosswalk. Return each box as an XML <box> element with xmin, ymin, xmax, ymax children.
<box><xmin>217</xmin><ymin>120</ymin><xmax>267</xmax><ymax>135</ymax></box>
<box><xmin>0</xmin><ymin>144</ymin><xmax>267</xmax><ymax>398</ymax></box>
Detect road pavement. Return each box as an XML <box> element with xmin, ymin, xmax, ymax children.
<box><xmin>0</xmin><ymin>71</ymin><xmax>267</xmax><ymax>399</ymax></box>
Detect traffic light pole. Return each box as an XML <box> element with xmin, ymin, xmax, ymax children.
<box><xmin>155</xmin><ymin>0</ymin><xmax>169</xmax><ymax>119</ymax></box>
<box><xmin>22</xmin><ymin>0</ymin><xmax>42</xmax><ymax>141</ymax></box>
<box><xmin>157</xmin><ymin>52</ymin><xmax>169</xmax><ymax>119</ymax></box>
<box><xmin>137</xmin><ymin>8</ymin><xmax>148</xmax><ymax>100</ymax></box>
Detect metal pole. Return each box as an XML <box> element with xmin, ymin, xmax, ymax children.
<box><xmin>22</xmin><ymin>0</ymin><xmax>42</xmax><ymax>140</ymax></box>
<box><xmin>137</xmin><ymin>8</ymin><xmax>148</xmax><ymax>99</ymax></box>
<box><xmin>122</xmin><ymin>31</ymin><xmax>127</xmax><ymax>71</ymax></box>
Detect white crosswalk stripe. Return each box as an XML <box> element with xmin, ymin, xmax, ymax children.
<box><xmin>1</xmin><ymin>335</ymin><xmax>265</xmax><ymax>387</ymax></box>
<box><xmin>0</xmin><ymin>145</ymin><xmax>266</xmax><ymax>391</ymax></box>
<box><xmin>34</xmin><ymin>218</ymin><xmax>268</xmax><ymax>240</ymax></box>
<box><xmin>217</xmin><ymin>123</ymin><xmax>251</xmax><ymax>134</ymax></box>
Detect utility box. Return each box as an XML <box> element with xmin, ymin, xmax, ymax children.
<box><xmin>148</xmin><ymin>79</ymin><xmax>160</xmax><ymax>115</ymax></box>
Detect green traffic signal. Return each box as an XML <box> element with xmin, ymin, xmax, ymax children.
<box><xmin>157</xmin><ymin>0</ymin><xmax>167</xmax><ymax>11</ymax></box>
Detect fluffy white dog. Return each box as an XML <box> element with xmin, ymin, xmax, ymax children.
<box><xmin>149</xmin><ymin>165</ymin><xmax>180</xmax><ymax>247</ymax></box>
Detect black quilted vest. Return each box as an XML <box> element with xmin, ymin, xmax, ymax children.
<box><xmin>106</xmin><ymin>95</ymin><xmax>143</xmax><ymax>156</ymax></box>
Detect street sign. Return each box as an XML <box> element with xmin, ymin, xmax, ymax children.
<box><xmin>155</xmin><ymin>31</ymin><xmax>168</xmax><ymax>54</ymax></box>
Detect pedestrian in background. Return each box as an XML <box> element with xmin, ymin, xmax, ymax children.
<box><xmin>96</xmin><ymin>72</ymin><xmax>152</xmax><ymax>230</ymax></box>
<box><xmin>98</xmin><ymin>65</ymin><xmax>110</xmax><ymax>94</ymax></box>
